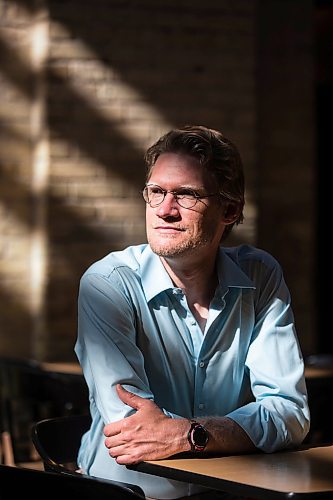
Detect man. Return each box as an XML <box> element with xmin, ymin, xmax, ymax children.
<box><xmin>75</xmin><ymin>125</ymin><xmax>310</xmax><ymax>499</ymax></box>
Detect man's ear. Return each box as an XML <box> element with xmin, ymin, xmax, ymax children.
<box><xmin>222</xmin><ymin>202</ymin><xmax>241</xmax><ymax>225</ymax></box>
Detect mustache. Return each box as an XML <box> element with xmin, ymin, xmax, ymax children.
<box><xmin>152</xmin><ymin>224</ymin><xmax>186</xmax><ymax>231</ymax></box>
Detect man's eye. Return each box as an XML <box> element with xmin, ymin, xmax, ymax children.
<box><xmin>150</xmin><ymin>187</ymin><xmax>164</xmax><ymax>194</ymax></box>
<box><xmin>177</xmin><ymin>190</ymin><xmax>197</xmax><ymax>198</ymax></box>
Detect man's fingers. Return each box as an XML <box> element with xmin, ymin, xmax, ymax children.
<box><xmin>104</xmin><ymin>385</ymin><xmax>159</xmax><ymax>439</ymax></box>
<box><xmin>104</xmin><ymin>421</ymin><xmax>121</xmax><ymax>437</ymax></box>
<box><xmin>116</xmin><ymin>384</ymin><xmax>147</xmax><ymax>410</ymax></box>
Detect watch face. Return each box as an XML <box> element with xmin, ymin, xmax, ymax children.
<box><xmin>193</xmin><ymin>424</ymin><xmax>208</xmax><ymax>447</ymax></box>
<box><xmin>188</xmin><ymin>421</ymin><xmax>209</xmax><ymax>452</ymax></box>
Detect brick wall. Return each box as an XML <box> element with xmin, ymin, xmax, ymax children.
<box><xmin>257</xmin><ymin>0</ymin><xmax>316</xmax><ymax>354</ymax></box>
<box><xmin>0</xmin><ymin>0</ymin><xmax>35</xmax><ymax>355</ymax></box>
<box><xmin>0</xmin><ymin>0</ymin><xmax>315</xmax><ymax>360</ymax></box>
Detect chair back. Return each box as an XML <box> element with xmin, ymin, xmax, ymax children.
<box><xmin>0</xmin><ymin>464</ymin><xmax>144</xmax><ymax>499</ymax></box>
<box><xmin>304</xmin><ymin>354</ymin><xmax>333</xmax><ymax>444</ymax></box>
<box><xmin>0</xmin><ymin>356</ymin><xmax>45</xmax><ymax>462</ymax></box>
<box><xmin>0</xmin><ymin>356</ymin><xmax>89</xmax><ymax>463</ymax></box>
<box><xmin>32</xmin><ymin>413</ymin><xmax>91</xmax><ymax>471</ymax></box>
<box><xmin>31</xmin><ymin>414</ymin><xmax>145</xmax><ymax>497</ymax></box>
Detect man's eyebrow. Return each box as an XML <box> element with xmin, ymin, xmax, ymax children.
<box><xmin>172</xmin><ymin>185</ymin><xmax>206</xmax><ymax>191</ymax></box>
<box><xmin>174</xmin><ymin>185</ymin><xmax>206</xmax><ymax>192</ymax></box>
<box><xmin>146</xmin><ymin>183</ymin><xmax>207</xmax><ymax>192</ymax></box>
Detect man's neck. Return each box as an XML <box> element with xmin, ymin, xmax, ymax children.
<box><xmin>160</xmin><ymin>253</ymin><xmax>219</xmax><ymax>331</ymax></box>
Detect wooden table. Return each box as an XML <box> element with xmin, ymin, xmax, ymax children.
<box><xmin>133</xmin><ymin>444</ymin><xmax>333</xmax><ymax>499</ymax></box>
<box><xmin>41</xmin><ymin>362</ymin><xmax>83</xmax><ymax>375</ymax></box>
<box><xmin>40</xmin><ymin>362</ymin><xmax>332</xmax><ymax>379</ymax></box>
<box><xmin>304</xmin><ymin>366</ymin><xmax>333</xmax><ymax>379</ymax></box>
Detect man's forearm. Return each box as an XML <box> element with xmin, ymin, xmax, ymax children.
<box><xmin>104</xmin><ymin>386</ymin><xmax>257</xmax><ymax>464</ymax></box>
<box><xmin>199</xmin><ymin>416</ymin><xmax>257</xmax><ymax>454</ymax></box>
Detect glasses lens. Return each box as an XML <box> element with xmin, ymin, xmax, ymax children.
<box><xmin>176</xmin><ymin>194</ymin><xmax>197</xmax><ymax>209</ymax></box>
<box><xmin>143</xmin><ymin>186</ymin><xmax>165</xmax><ymax>207</ymax></box>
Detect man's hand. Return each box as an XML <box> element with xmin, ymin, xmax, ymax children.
<box><xmin>103</xmin><ymin>384</ymin><xmax>190</xmax><ymax>464</ymax></box>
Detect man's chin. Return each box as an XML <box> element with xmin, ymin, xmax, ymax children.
<box><xmin>149</xmin><ymin>242</ymin><xmax>196</xmax><ymax>258</ymax></box>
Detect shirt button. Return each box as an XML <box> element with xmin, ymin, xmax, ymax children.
<box><xmin>199</xmin><ymin>361</ymin><xmax>205</xmax><ymax>368</ymax></box>
<box><xmin>190</xmin><ymin>319</ymin><xmax>196</xmax><ymax>326</ymax></box>
<box><xmin>199</xmin><ymin>404</ymin><xmax>205</xmax><ymax>410</ymax></box>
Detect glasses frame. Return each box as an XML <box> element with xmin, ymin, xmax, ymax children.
<box><xmin>142</xmin><ymin>184</ymin><xmax>221</xmax><ymax>209</ymax></box>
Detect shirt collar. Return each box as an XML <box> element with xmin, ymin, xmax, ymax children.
<box><xmin>140</xmin><ymin>246</ymin><xmax>174</xmax><ymax>302</ymax></box>
<box><xmin>217</xmin><ymin>247</ymin><xmax>255</xmax><ymax>293</ymax></box>
<box><xmin>140</xmin><ymin>245</ymin><xmax>255</xmax><ymax>303</ymax></box>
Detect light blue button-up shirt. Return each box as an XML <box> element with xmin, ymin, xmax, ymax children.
<box><xmin>75</xmin><ymin>243</ymin><xmax>310</xmax><ymax>499</ymax></box>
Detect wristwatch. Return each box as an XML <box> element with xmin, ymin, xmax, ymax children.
<box><xmin>187</xmin><ymin>420</ymin><xmax>209</xmax><ymax>452</ymax></box>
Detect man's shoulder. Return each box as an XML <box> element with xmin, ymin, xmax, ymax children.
<box><xmin>82</xmin><ymin>244</ymin><xmax>148</xmax><ymax>279</ymax></box>
<box><xmin>223</xmin><ymin>244</ymin><xmax>280</xmax><ymax>269</ymax></box>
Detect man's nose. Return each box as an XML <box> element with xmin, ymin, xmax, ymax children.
<box><xmin>155</xmin><ymin>192</ymin><xmax>179</xmax><ymax>216</ymax></box>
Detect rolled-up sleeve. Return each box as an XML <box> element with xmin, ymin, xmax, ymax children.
<box><xmin>75</xmin><ymin>270</ymin><xmax>153</xmax><ymax>424</ymax></box>
<box><xmin>227</xmin><ymin>256</ymin><xmax>310</xmax><ymax>452</ymax></box>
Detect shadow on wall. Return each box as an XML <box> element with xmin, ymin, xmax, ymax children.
<box><xmin>0</xmin><ymin>0</ymin><xmax>255</xmax><ymax>360</ymax></box>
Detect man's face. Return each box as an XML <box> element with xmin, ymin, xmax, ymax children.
<box><xmin>145</xmin><ymin>152</ymin><xmax>226</xmax><ymax>259</ymax></box>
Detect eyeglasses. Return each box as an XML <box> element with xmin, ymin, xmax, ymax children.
<box><xmin>142</xmin><ymin>184</ymin><xmax>220</xmax><ymax>209</ymax></box>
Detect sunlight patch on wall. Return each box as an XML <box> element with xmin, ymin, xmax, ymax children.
<box><xmin>0</xmin><ymin>198</ymin><xmax>32</xmax><ymax>309</ymax></box>
<box><xmin>49</xmin><ymin>20</ymin><xmax>173</xmax><ymax>149</ymax></box>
